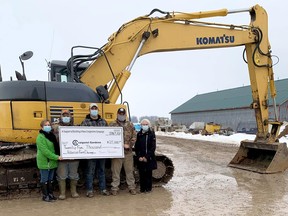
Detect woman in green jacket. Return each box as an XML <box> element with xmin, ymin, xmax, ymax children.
<box><xmin>36</xmin><ymin>119</ymin><xmax>62</xmax><ymax>202</ymax></box>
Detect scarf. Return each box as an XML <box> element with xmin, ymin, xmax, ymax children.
<box><xmin>39</xmin><ymin>130</ymin><xmax>60</xmax><ymax>155</ymax></box>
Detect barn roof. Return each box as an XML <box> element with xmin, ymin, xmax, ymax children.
<box><xmin>171</xmin><ymin>78</ymin><xmax>288</xmax><ymax>114</ymax></box>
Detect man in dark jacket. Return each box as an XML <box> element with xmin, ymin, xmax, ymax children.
<box><xmin>81</xmin><ymin>103</ymin><xmax>110</xmax><ymax>197</ymax></box>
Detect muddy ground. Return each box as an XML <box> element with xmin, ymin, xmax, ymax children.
<box><xmin>1</xmin><ymin>135</ymin><xmax>288</xmax><ymax>216</ymax></box>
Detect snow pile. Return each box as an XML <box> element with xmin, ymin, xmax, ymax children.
<box><xmin>156</xmin><ymin>122</ymin><xmax>288</xmax><ymax>146</ymax></box>
<box><xmin>155</xmin><ymin>131</ymin><xmax>255</xmax><ymax>146</ymax></box>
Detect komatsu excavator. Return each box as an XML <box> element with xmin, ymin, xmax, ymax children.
<box><xmin>0</xmin><ymin>4</ymin><xmax>287</xmax><ymax>193</ymax></box>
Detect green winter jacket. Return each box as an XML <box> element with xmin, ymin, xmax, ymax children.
<box><xmin>36</xmin><ymin>133</ymin><xmax>59</xmax><ymax>169</ymax></box>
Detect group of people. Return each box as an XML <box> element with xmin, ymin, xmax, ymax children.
<box><xmin>36</xmin><ymin>103</ymin><xmax>157</xmax><ymax>202</ymax></box>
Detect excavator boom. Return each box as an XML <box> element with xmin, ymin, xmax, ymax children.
<box><xmin>76</xmin><ymin>5</ymin><xmax>288</xmax><ymax>173</ymax></box>
<box><xmin>80</xmin><ymin>7</ymin><xmax>253</xmax><ymax>93</ymax></box>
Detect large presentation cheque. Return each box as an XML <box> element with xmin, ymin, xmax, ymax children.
<box><xmin>59</xmin><ymin>126</ymin><xmax>124</xmax><ymax>159</ymax></box>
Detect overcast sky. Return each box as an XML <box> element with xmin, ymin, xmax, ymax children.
<box><xmin>1</xmin><ymin>1</ymin><xmax>287</xmax><ymax>118</ymax></box>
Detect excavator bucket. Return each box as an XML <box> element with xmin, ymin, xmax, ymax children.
<box><xmin>228</xmin><ymin>140</ymin><xmax>288</xmax><ymax>173</ymax></box>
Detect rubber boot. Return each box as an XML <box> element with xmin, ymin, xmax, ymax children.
<box><xmin>70</xmin><ymin>179</ymin><xmax>80</xmax><ymax>198</ymax></box>
<box><xmin>47</xmin><ymin>181</ymin><xmax>57</xmax><ymax>201</ymax></box>
<box><xmin>41</xmin><ymin>182</ymin><xmax>51</xmax><ymax>202</ymax></box>
<box><xmin>58</xmin><ymin>179</ymin><xmax>66</xmax><ymax>200</ymax></box>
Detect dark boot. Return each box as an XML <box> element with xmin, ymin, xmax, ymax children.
<box><xmin>41</xmin><ymin>182</ymin><xmax>51</xmax><ymax>202</ymax></box>
<box><xmin>47</xmin><ymin>181</ymin><xmax>57</xmax><ymax>201</ymax></box>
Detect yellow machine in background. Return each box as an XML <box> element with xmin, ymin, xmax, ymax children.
<box><xmin>201</xmin><ymin>123</ymin><xmax>222</xmax><ymax>136</ymax></box>
<box><xmin>0</xmin><ymin>4</ymin><xmax>287</xmax><ymax>193</ymax></box>
<box><xmin>188</xmin><ymin>122</ymin><xmax>221</xmax><ymax>135</ymax></box>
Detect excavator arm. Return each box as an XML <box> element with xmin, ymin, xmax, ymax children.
<box><xmin>81</xmin><ymin>7</ymin><xmax>255</xmax><ymax>90</ymax></box>
<box><xmin>80</xmin><ymin>5</ymin><xmax>275</xmax><ymax>141</ymax></box>
<box><xmin>75</xmin><ymin>5</ymin><xmax>288</xmax><ymax>173</ymax></box>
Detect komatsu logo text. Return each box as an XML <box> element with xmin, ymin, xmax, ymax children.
<box><xmin>196</xmin><ymin>35</ymin><xmax>235</xmax><ymax>45</ymax></box>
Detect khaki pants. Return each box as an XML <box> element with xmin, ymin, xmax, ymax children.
<box><xmin>111</xmin><ymin>152</ymin><xmax>136</xmax><ymax>190</ymax></box>
<box><xmin>56</xmin><ymin>160</ymin><xmax>79</xmax><ymax>180</ymax></box>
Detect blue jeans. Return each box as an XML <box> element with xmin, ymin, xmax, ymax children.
<box><xmin>85</xmin><ymin>159</ymin><xmax>106</xmax><ymax>192</ymax></box>
<box><xmin>40</xmin><ymin>169</ymin><xmax>55</xmax><ymax>183</ymax></box>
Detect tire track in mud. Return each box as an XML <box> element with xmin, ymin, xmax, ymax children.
<box><xmin>157</xmin><ymin>135</ymin><xmax>288</xmax><ymax>216</ymax></box>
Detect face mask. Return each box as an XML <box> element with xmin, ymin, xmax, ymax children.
<box><xmin>141</xmin><ymin>125</ymin><xmax>149</xmax><ymax>131</ymax></box>
<box><xmin>90</xmin><ymin>110</ymin><xmax>98</xmax><ymax>117</ymax></box>
<box><xmin>117</xmin><ymin>114</ymin><xmax>126</xmax><ymax>122</ymax></box>
<box><xmin>62</xmin><ymin>116</ymin><xmax>70</xmax><ymax>123</ymax></box>
<box><xmin>43</xmin><ymin>125</ymin><xmax>52</xmax><ymax>133</ymax></box>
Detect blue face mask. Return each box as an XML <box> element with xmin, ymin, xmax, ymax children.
<box><xmin>141</xmin><ymin>125</ymin><xmax>149</xmax><ymax>131</ymax></box>
<box><xmin>43</xmin><ymin>125</ymin><xmax>52</xmax><ymax>133</ymax></box>
<box><xmin>90</xmin><ymin>110</ymin><xmax>98</xmax><ymax>117</ymax></box>
<box><xmin>62</xmin><ymin>116</ymin><xmax>70</xmax><ymax>123</ymax></box>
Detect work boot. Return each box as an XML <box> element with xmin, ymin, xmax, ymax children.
<box><xmin>58</xmin><ymin>179</ymin><xmax>66</xmax><ymax>200</ymax></box>
<box><xmin>47</xmin><ymin>181</ymin><xmax>57</xmax><ymax>201</ymax></box>
<box><xmin>100</xmin><ymin>189</ymin><xmax>110</xmax><ymax>196</ymax></box>
<box><xmin>111</xmin><ymin>190</ymin><xmax>118</xmax><ymax>196</ymax></box>
<box><xmin>86</xmin><ymin>191</ymin><xmax>94</xmax><ymax>198</ymax></box>
<box><xmin>41</xmin><ymin>182</ymin><xmax>51</xmax><ymax>202</ymax></box>
<box><xmin>70</xmin><ymin>179</ymin><xmax>80</xmax><ymax>198</ymax></box>
<box><xmin>129</xmin><ymin>189</ymin><xmax>137</xmax><ymax>195</ymax></box>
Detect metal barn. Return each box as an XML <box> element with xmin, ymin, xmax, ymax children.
<box><xmin>170</xmin><ymin>78</ymin><xmax>288</xmax><ymax>132</ymax></box>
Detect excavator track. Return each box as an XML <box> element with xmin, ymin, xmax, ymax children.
<box><xmin>0</xmin><ymin>142</ymin><xmax>35</xmax><ymax>150</ymax></box>
<box><xmin>0</xmin><ymin>149</ymin><xmax>37</xmax><ymax>163</ymax></box>
<box><xmin>131</xmin><ymin>153</ymin><xmax>174</xmax><ymax>187</ymax></box>
<box><xmin>0</xmin><ymin>143</ymin><xmax>37</xmax><ymax>163</ymax></box>
<box><xmin>103</xmin><ymin>154</ymin><xmax>174</xmax><ymax>188</ymax></box>
<box><xmin>0</xmin><ymin>143</ymin><xmax>39</xmax><ymax>195</ymax></box>
<box><xmin>152</xmin><ymin>154</ymin><xmax>174</xmax><ymax>186</ymax></box>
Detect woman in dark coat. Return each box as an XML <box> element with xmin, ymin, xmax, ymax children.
<box><xmin>135</xmin><ymin>119</ymin><xmax>157</xmax><ymax>193</ymax></box>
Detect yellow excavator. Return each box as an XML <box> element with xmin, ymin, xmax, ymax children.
<box><xmin>0</xmin><ymin>4</ymin><xmax>287</xmax><ymax>193</ymax></box>
<box><xmin>76</xmin><ymin>4</ymin><xmax>288</xmax><ymax>174</ymax></box>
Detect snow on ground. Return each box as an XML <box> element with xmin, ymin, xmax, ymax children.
<box><xmin>155</xmin><ymin>131</ymin><xmax>254</xmax><ymax>146</ymax></box>
<box><xmin>155</xmin><ymin>122</ymin><xmax>288</xmax><ymax>146</ymax></box>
